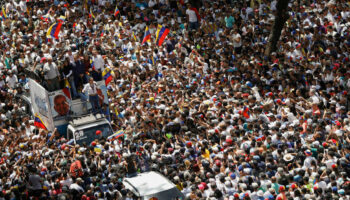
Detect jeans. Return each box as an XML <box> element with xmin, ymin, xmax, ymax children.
<box><xmin>68</xmin><ymin>76</ymin><xmax>78</xmax><ymax>98</ymax></box>
<box><xmin>46</xmin><ymin>77</ymin><xmax>60</xmax><ymax>91</ymax></box>
<box><xmin>78</xmin><ymin>92</ymin><xmax>88</xmax><ymax>111</ymax></box>
<box><xmin>189</xmin><ymin>22</ymin><xmax>199</xmax><ymax>30</ymax></box>
<box><xmin>89</xmin><ymin>95</ymin><xmax>100</xmax><ymax>114</ymax></box>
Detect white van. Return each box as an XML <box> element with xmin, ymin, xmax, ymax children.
<box><xmin>123</xmin><ymin>171</ymin><xmax>185</xmax><ymax>200</ymax></box>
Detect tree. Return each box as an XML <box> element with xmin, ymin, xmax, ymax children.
<box><xmin>265</xmin><ymin>0</ymin><xmax>290</xmax><ymax>56</ymax></box>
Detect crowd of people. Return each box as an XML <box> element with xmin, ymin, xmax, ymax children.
<box><xmin>0</xmin><ymin>0</ymin><xmax>349</xmax><ymax>199</ymax></box>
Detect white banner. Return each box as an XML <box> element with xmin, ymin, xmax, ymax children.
<box><xmin>29</xmin><ymin>79</ymin><xmax>54</xmax><ymax>131</ymax></box>
<box><xmin>96</xmin><ymin>81</ymin><xmax>109</xmax><ymax>105</ymax></box>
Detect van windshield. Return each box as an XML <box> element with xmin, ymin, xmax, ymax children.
<box><xmin>74</xmin><ymin>123</ymin><xmax>112</xmax><ymax>145</ymax></box>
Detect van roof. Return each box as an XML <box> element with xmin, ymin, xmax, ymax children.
<box><xmin>123</xmin><ymin>171</ymin><xmax>176</xmax><ymax>196</ymax></box>
<box><xmin>70</xmin><ymin>113</ymin><xmax>106</xmax><ymax>127</ymax></box>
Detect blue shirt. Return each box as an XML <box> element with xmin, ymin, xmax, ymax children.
<box><xmin>225</xmin><ymin>16</ymin><xmax>235</xmax><ymax>28</ymax></box>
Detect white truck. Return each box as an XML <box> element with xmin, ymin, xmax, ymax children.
<box><xmin>123</xmin><ymin>171</ymin><xmax>185</xmax><ymax>200</ymax></box>
<box><xmin>27</xmin><ymin>79</ymin><xmax>113</xmax><ymax>144</ymax></box>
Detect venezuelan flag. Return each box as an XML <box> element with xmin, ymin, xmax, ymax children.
<box><xmin>141</xmin><ymin>26</ymin><xmax>151</xmax><ymax>45</ymax></box>
<box><xmin>242</xmin><ymin>106</ymin><xmax>250</xmax><ymax>119</ymax></box>
<box><xmin>132</xmin><ymin>32</ymin><xmax>137</xmax><ymax>42</ymax></box>
<box><xmin>114</xmin><ymin>107</ymin><xmax>119</xmax><ymax>117</ymax></box>
<box><xmin>0</xmin><ymin>7</ymin><xmax>7</xmax><ymax>21</ymax></box>
<box><xmin>58</xmin><ymin>16</ymin><xmax>66</xmax><ymax>22</ymax></box>
<box><xmin>89</xmin><ymin>8</ymin><xmax>95</xmax><ymax>19</ymax></box>
<box><xmin>34</xmin><ymin>114</ymin><xmax>47</xmax><ymax>130</ymax></box>
<box><xmin>114</xmin><ymin>5</ymin><xmax>120</xmax><ymax>16</ymax></box>
<box><xmin>41</xmin><ymin>15</ymin><xmax>49</xmax><ymax>22</ymax></box>
<box><xmin>46</xmin><ymin>22</ymin><xmax>63</xmax><ymax>39</ymax></box>
<box><xmin>102</xmin><ymin>68</ymin><xmax>113</xmax><ymax>85</ymax></box>
<box><xmin>90</xmin><ymin>59</ymin><xmax>95</xmax><ymax>70</ymax></box>
<box><xmin>108</xmin><ymin>130</ymin><xmax>124</xmax><ymax>141</ymax></box>
<box><xmin>155</xmin><ymin>25</ymin><xmax>163</xmax><ymax>41</ymax></box>
<box><xmin>62</xmin><ymin>79</ymin><xmax>71</xmax><ymax>99</ymax></box>
<box><xmin>149</xmin><ymin>56</ymin><xmax>156</xmax><ymax>65</ymax></box>
<box><xmin>156</xmin><ymin>26</ymin><xmax>170</xmax><ymax>47</ymax></box>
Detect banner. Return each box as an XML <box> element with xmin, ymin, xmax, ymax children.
<box><xmin>29</xmin><ymin>79</ymin><xmax>54</xmax><ymax>131</ymax></box>
<box><xmin>48</xmin><ymin>90</ymin><xmax>72</xmax><ymax>120</ymax></box>
<box><xmin>96</xmin><ymin>81</ymin><xmax>109</xmax><ymax>105</ymax></box>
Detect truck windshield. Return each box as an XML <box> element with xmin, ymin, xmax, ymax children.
<box><xmin>75</xmin><ymin>124</ymin><xmax>112</xmax><ymax>145</ymax></box>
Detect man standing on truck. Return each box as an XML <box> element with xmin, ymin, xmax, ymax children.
<box><xmin>43</xmin><ymin>56</ymin><xmax>60</xmax><ymax>91</ymax></box>
<box><xmin>82</xmin><ymin>77</ymin><xmax>101</xmax><ymax>114</ymax></box>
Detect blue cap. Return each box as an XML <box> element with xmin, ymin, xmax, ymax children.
<box><xmin>332</xmin><ymin>186</ymin><xmax>337</xmax><ymax>192</ymax></box>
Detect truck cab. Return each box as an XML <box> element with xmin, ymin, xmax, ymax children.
<box><xmin>123</xmin><ymin>171</ymin><xmax>185</xmax><ymax>200</ymax></box>
<box><xmin>66</xmin><ymin>114</ymin><xmax>113</xmax><ymax>145</ymax></box>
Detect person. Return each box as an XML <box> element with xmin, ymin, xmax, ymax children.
<box><xmin>43</xmin><ymin>56</ymin><xmax>60</xmax><ymax>91</ymax></box>
<box><xmin>18</xmin><ymin>73</ymin><xmax>28</xmax><ymax>86</ymax></box>
<box><xmin>186</xmin><ymin>3</ymin><xmax>200</xmax><ymax>30</ymax></box>
<box><xmin>72</xmin><ymin>54</ymin><xmax>88</xmax><ymax>90</ymax></box>
<box><xmin>69</xmin><ymin>178</ymin><xmax>84</xmax><ymax>199</ymax></box>
<box><xmin>5</xmin><ymin>70</ymin><xmax>18</xmax><ymax>89</ymax></box>
<box><xmin>54</xmin><ymin>94</ymin><xmax>69</xmax><ymax>116</ymax></box>
<box><xmin>91</xmin><ymin>50</ymin><xmax>104</xmax><ymax>81</ymax></box>
<box><xmin>232</xmin><ymin>27</ymin><xmax>242</xmax><ymax>54</ymax></box>
<box><xmin>61</xmin><ymin>58</ymin><xmax>78</xmax><ymax>99</ymax></box>
<box><xmin>82</xmin><ymin>77</ymin><xmax>101</xmax><ymax>114</ymax></box>
<box><xmin>224</xmin><ymin>10</ymin><xmax>235</xmax><ymax>29</ymax></box>
<box><xmin>27</xmin><ymin>168</ymin><xmax>43</xmax><ymax>198</ymax></box>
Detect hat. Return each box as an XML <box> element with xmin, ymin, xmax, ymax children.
<box><xmin>215</xmin><ymin>160</ymin><xmax>221</xmax><ymax>167</ymax></box>
<box><xmin>229</xmin><ymin>172</ymin><xmax>236</xmax><ymax>179</ymax></box>
<box><xmin>76</xmin><ymin>178</ymin><xmax>83</xmax><ymax>183</ymax></box>
<box><xmin>198</xmin><ymin>184</ymin><xmax>204</xmax><ymax>190</ymax></box>
<box><xmin>304</xmin><ymin>150</ymin><xmax>312</xmax><ymax>156</ymax></box>
<box><xmin>279</xmin><ymin>186</ymin><xmax>285</xmax><ymax>191</ymax></box>
<box><xmin>186</xmin><ymin>141</ymin><xmax>192</xmax><ymax>147</ymax></box>
<box><xmin>283</xmin><ymin>154</ymin><xmax>294</xmax><ymax>162</ymax></box>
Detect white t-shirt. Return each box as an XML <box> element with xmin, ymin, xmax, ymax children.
<box><xmin>60</xmin><ymin>178</ymin><xmax>73</xmax><ymax>187</ymax></box>
<box><xmin>186</xmin><ymin>9</ymin><xmax>198</xmax><ymax>23</ymax></box>
<box><xmin>19</xmin><ymin>0</ymin><xmax>27</xmax><ymax>12</ymax></box>
<box><xmin>92</xmin><ymin>55</ymin><xmax>105</xmax><ymax>71</ymax></box>
<box><xmin>303</xmin><ymin>156</ymin><xmax>316</xmax><ymax>169</ymax></box>
<box><xmin>232</xmin><ymin>33</ymin><xmax>242</xmax><ymax>48</ymax></box>
<box><xmin>6</xmin><ymin>75</ymin><xmax>18</xmax><ymax>88</ymax></box>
